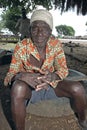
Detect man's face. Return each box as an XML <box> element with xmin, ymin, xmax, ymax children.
<box><xmin>30</xmin><ymin>20</ymin><xmax>52</xmax><ymax>47</ymax></box>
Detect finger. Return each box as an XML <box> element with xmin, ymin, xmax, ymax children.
<box><xmin>38</xmin><ymin>69</ymin><xmax>49</xmax><ymax>75</ymax></box>
<box><xmin>38</xmin><ymin>69</ymin><xmax>46</xmax><ymax>74</ymax></box>
<box><xmin>35</xmin><ymin>84</ymin><xmax>48</xmax><ymax>91</ymax></box>
<box><xmin>36</xmin><ymin>83</ymin><xmax>47</xmax><ymax>88</ymax></box>
<box><xmin>36</xmin><ymin>83</ymin><xmax>49</xmax><ymax>91</ymax></box>
<box><xmin>37</xmin><ymin>76</ymin><xmax>46</xmax><ymax>80</ymax></box>
<box><xmin>38</xmin><ymin>78</ymin><xmax>51</xmax><ymax>84</ymax></box>
<box><xmin>37</xmin><ymin>77</ymin><xmax>51</xmax><ymax>85</ymax></box>
<box><xmin>35</xmin><ymin>87</ymin><xmax>43</xmax><ymax>91</ymax></box>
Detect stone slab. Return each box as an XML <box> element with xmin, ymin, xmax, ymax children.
<box><xmin>25</xmin><ymin>114</ymin><xmax>82</xmax><ymax>130</ymax></box>
<box><xmin>26</xmin><ymin>98</ymin><xmax>73</xmax><ymax>117</ymax></box>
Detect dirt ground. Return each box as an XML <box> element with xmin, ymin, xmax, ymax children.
<box><xmin>64</xmin><ymin>44</ymin><xmax>87</xmax><ymax>75</ymax></box>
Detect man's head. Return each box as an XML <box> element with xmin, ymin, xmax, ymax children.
<box><xmin>30</xmin><ymin>9</ymin><xmax>53</xmax><ymax>47</ymax></box>
<box><xmin>30</xmin><ymin>9</ymin><xmax>53</xmax><ymax>30</ymax></box>
<box><xmin>21</xmin><ymin>8</ymin><xmax>26</xmax><ymax>19</ymax></box>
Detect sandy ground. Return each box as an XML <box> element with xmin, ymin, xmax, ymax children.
<box><xmin>62</xmin><ymin>39</ymin><xmax>87</xmax><ymax>75</ymax></box>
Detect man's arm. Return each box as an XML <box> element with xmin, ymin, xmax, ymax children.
<box><xmin>15</xmin><ymin>19</ymin><xmax>21</xmax><ymax>29</ymax></box>
<box><xmin>4</xmin><ymin>44</ymin><xmax>23</xmax><ymax>86</ymax></box>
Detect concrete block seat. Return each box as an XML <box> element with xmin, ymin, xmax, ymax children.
<box><xmin>0</xmin><ymin>69</ymin><xmax>87</xmax><ymax>130</ymax></box>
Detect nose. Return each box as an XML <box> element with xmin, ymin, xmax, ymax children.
<box><xmin>37</xmin><ymin>28</ymin><xmax>43</xmax><ymax>36</ymax></box>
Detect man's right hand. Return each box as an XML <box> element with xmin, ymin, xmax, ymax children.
<box><xmin>13</xmin><ymin>72</ymin><xmax>43</xmax><ymax>89</ymax></box>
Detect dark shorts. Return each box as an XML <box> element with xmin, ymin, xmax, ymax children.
<box><xmin>29</xmin><ymin>86</ymin><xmax>58</xmax><ymax>104</ymax></box>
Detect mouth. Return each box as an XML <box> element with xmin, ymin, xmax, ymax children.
<box><xmin>36</xmin><ymin>37</ymin><xmax>44</xmax><ymax>42</ymax></box>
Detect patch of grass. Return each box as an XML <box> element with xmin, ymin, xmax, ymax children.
<box><xmin>0</xmin><ymin>42</ymin><xmax>16</xmax><ymax>50</ymax></box>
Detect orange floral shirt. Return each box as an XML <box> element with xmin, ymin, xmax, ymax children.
<box><xmin>4</xmin><ymin>36</ymin><xmax>68</xmax><ymax>88</ymax></box>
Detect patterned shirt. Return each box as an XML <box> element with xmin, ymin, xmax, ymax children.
<box><xmin>4</xmin><ymin>36</ymin><xmax>68</xmax><ymax>88</ymax></box>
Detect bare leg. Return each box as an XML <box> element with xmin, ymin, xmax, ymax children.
<box><xmin>11</xmin><ymin>80</ymin><xmax>32</xmax><ymax>130</ymax></box>
<box><xmin>54</xmin><ymin>80</ymin><xmax>87</xmax><ymax>128</ymax></box>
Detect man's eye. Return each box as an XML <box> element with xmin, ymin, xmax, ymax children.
<box><xmin>32</xmin><ymin>28</ymin><xmax>38</xmax><ymax>33</ymax></box>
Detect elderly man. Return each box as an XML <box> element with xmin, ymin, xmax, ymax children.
<box><xmin>4</xmin><ymin>9</ymin><xmax>87</xmax><ymax>130</ymax></box>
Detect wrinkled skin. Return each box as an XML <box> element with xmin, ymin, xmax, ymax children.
<box><xmin>10</xmin><ymin>21</ymin><xmax>87</xmax><ymax>130</ymax></box>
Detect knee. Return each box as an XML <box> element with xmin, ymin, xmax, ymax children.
<box><xmin>71</xmin><ymin>82</ymin><xmax>85</xmax><ymax>97</ymax></box>
<box><xmin>11</xmin><ymin>80</ymin><xmax>28</xmax><ymax>100</ymax></box>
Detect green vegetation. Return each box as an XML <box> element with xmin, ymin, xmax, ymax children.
<box><xmin>0</xmin><ymin>0</ymin><xmax>87</xmax><ymax>34</ymax></box>
<box><xmin>55</xmin><ymin>25</ymin><xmax>75</xmax><ymax>37</ymax></box>
<box><xmin>0</xmin><ymin>0</ymin><xmax>87</xmax><ymax>15</ymax></box>
<box><xmin>0</xmin><ymin>8</ymin><xmax>21</xmax><ymax>34</ymax></box>
<box><xmin>0</xmin><ymin>42</ymin><xmax>16</xmax><ymax>50</ymax></box>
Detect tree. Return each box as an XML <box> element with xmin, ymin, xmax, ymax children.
<box><xmin>0</xmin><ymin>0</ymin><xmax>61</xmax><ymax>34</ymax></box>
<box><xmin>55</xmin><ymin>25</ymin><xmax>75</xmax><ymax>37</ymax></box>
<box><xmin>0</xmin><ymin>0</ymin><xmax>87</xmax><ymax>15</ymax></box>
<box><xmin>0</xmin><ymin>0</ymin><xmax>87</xmax><ymax>34</ymax></box>
<box><xmin>0</xmin><ymin>8</ymin><xmax>21</xmax><ymax>34</ymax></box>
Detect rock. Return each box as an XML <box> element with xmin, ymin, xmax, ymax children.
<box><xmin>0</xmin><ymin>50</ymin><xmax>12</xmax><ymax>65</ymax></box>
<box><xmin>0</xmin><ymin>49</ymin><xmax>7</xmax><ymax>58</ymax></box>
<box><xmin>0</xmin><ymin>100</ymin><xmax>11</xmax><ymax>130</ymax></box>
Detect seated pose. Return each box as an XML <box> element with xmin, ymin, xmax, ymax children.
<box><xmin>4</xmin><ymin>9</ymin><xmax>87</xmax><ymax>130</ymax></box>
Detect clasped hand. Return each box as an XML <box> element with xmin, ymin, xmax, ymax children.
<box><xmin>13</xmin><ymin>70</ymin><xmax>57</xmax><ymax>91</ymax></box>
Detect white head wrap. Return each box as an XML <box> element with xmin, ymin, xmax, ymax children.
<box><xmin>30</xmin><ymin>9</ymin><xmax>53</xmax><ymax>30</ymax></box>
